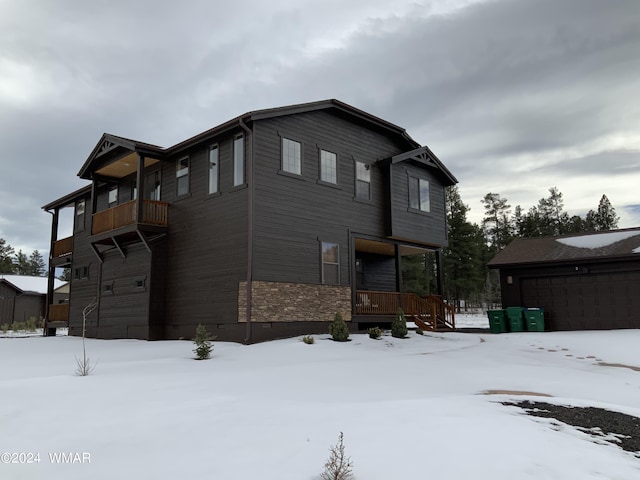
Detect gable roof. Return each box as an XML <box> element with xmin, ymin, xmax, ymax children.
<box><xmin>382</xmin><ymin>145</ymin><xmax>458</xmax><ymax>186</ymax></box>
<box><xmin>0</xmin><ymin>275</ymin><xmax>65</xmax><ymax>295</ymax></box>
<box><xmin>76</xmin><ymin>99</ymin><xmax>424</xmax><ymax>180</ymax></box>
<box><xmin>487</xmin><ymin>228</ymin><xmax>640</xmax><ymax>268</ymax></box>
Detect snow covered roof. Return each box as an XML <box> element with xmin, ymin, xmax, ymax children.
<box><xmin>488</xmin><ymin>227</ymin><xmax>640</xmax><ymax>267</ymax></box>
<box><xmin>0</xmin><ymin>275</ymin><xmax>65</xmax><ymax>295</ymax></box>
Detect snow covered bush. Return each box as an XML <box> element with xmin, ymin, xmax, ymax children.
<box><xmin>1</xmin><ymin>323</ymin><xmax>9</xmax><ymax>334</ymax></box>
<box><xmin>391</xmin><ymin>308</ymin><xmax>408</xmax><ymax>338</ymax></box>
<box><xmin>193</xmin><ymin>324</ymin><xmax>215</xmax><ymax>360</ymax></box>
<box><xmin>416</xmin><ymin>328</ymin><xmax>424</xmax><ymax>335</ymax></box>
<box><xmin>321</xmin><ymin>431</ymin><xmax>353</xmax><ymax>480</ymax></box>
<box><xmin>329</xmin><ymin>313</ymin><xmax>349</xmax><ymax>342</ymax></box>
<box><xmin>302</xmin><ymin>335</ymin><xmax>315</xmax><ymax>344</ymax></box>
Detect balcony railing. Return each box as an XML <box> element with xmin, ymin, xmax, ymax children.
<box><xmin>48</xmin><ymin>303</ymin><xmax>69</xmax><ymax>323</ymax></box>
<box><xmin>52</xmin><ymin>236</ymin><xmax>73</xmax><ymax>258</ymax></box>
<box><xmin>92</xmin><ymin>200</ymin><xmax>169</xmax><ymax>235</ymax></box>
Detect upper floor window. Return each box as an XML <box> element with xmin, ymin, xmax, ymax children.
<box><xmin>176</xmin><ymin>157</ymin><xmax>189</xmax><ymax>196</ymax></box>
<box><xmin>75</xmin><ymin>200</ymin><xmax>85</xmax><ymax>232</ymax></box>
<box><xmin>320</xmin><ymin>150</ymin><xmax>337</xmax><ymax>184</ymax></box>
<box><xmin>282</xmin><ymin>138</ymin><xmax>301</xmax><ymax>175</ymax></box>
<box><xmin>409</xmin><ymin>176</ymin><xmax>430</xmax><ymax>212</ymax></box>
<box><xmin>209</xmin><ymin>145</ymin><xmax>219</xmax><ymax>194</ymax></box>
<box><xmin>145</xmin><ymin>171</ymin><xmax>161</xmax><ymax>201</ymax></box>
<box><xmin>108</xmin><ymin>186</ymin><xmax>118</xmax><ymax>206</ymax></box>
<box><xmin>355</xmin><ymin>161</ymin><xmax>370</xmax><ymax>200</ymax></box>
<box><xmin>321</xmin><ymin>242</ymin><xmax>340</xmax><ymax>284</ymax></box>
<box><xmin>233</xmin><ymin>135</ymin><xmax>244</xmax><ymax>186</ymax></box>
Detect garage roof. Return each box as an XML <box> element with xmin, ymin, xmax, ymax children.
<box><xmin>488</xmin><ymin>228</ymin><xmax>640</xmax><ymax>268</ymax></box>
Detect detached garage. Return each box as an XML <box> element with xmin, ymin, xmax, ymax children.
<box><xmin>488</xmin><ymin>228</ymin><xmax>640</xmax><ymax>331</ymax></box>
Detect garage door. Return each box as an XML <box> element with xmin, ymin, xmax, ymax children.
<box><xmin>521</xmin><ymin>271</ymin><xmax>640</xmax><ymax>330</ymax></box>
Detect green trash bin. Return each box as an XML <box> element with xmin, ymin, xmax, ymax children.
<box><xmin>505</xmin><ymin>307</ymin><xmax>525</xmax><ymax>332</ymax></box>
<box><xmin>487</xmin><ymin>310</ymin><xmax>508</xmax><ymax>333</ymax></box>
<box><xmin>524</xmin><ymin>308</ymin><xmax>545</xmax><ymax>331</ymax></box>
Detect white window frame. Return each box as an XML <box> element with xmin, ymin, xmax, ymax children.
<box><xmin>320</xmin><ymin>149</ymin><xmax>337</xmax><ymax>184</ymax></box>
<box><xmin>209</xmin><ymin>145</ymin><xmax>219</xmax><ymax>194</ymax></box>
<box><xmin>233</xmin><ymin>135</ymin><xmax>244</xmax><ymax>186</ymax></box>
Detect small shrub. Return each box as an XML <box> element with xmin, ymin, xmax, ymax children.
<box><xmin>391</xmin><ymin>308</ymin><xmax>408</xmax><ymax>338</ymax></box>
<box><xmin>416</xmin><ymin>328</ymin><xmax>424</xmax><ymax>335</ymax></box>
<box><xmin>1</xmin><ymin>323</ymin><xmax>9</xmax><ymax>334</ymax></box>
<box><xmin>329</xmin><ymin>313</ymin><xmax>349</xmax><ymax>342</ymax></box>
<box><xmin>321</xmin><ymin>431</ymin><xmax>354</xmax><ymax>480</ymax></box>
<box><xmin>25</xmin><ymin>317</ymin><xmax>38</xmax><ymax>332</ymax></box>
<box><xmin>193</xmin><ymin>324</ymin><xmax>216</xmax><ymax>360</ymax></box>
<box><xmin>302</xmin><ymin>335</ymin><xmax>315</xmax><ymax>344</ymax></box>
<box><xmin>368</xmin><ymin>326</ymin><xmax>383</xmax><ymax>339</ymax></box>
<box><xmin>11</xmin><ymin>321</ymin><xmax>25</xmax><ymax>332</ymax></box>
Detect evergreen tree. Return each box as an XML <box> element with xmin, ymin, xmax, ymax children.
<box><xmin>14</xmin><ymin>249</ymin><xmax>29</xmax><ymax>275</ymax></box>
<box><xmin>587</xmin><ymin>194</ymin><xmax>620</xmax><ymax>231</ymax></box>
<box><xmin>28</xmin><ymin>250</ymin><xmax>46</xmax><ymax>276</ymax></box>
<box><xmin>0</xmin><ymin>238</ymin><xmax>15</xmax><ymax>274</ymax></box>
<box><xmin>443</xmin><ymin>186</ymin><xmax>486</xmax><ymax>311</ymax></box>
<box><xmin>536</xmin><ymin>187</ymin><xmax>570</xmax><ymax>236</ymax></box>
<box><xmin>481</xmin><ymin>193</ymin><xmax>513</xmax><ymax>252</ymax></box>
<box><xmin>391</xmin><ymin>308</ymin><xmax>408</xmax><ymax>338</ymax></box>
<box><xmin>193</xmin><ymin>324</ymin><xmax>215</xmax><ymax>360</ymax></box>
<box><xmin>59</xmin><ymin>267</ymin><xmax>71</xmax><ymax>281</ymax></box>
<box><xmin>329</xmin><ymin>313</ymin><xmax>349</xmax><ymax>341</ymax></box>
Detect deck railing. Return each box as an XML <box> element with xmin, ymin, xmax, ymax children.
<box><xmin>48</xmin><ymin>303</ymin><xmax>69</xmax><ymax>323</ymax></box>
<box><xmin>52</xmin><ymin>236</ymin><xmax>73</xmax><ymax>258</ymax></box>
<box><xmin>92</xmin><ymin>200</ymin><xmax>169</xmax><ymax>235</ymax></box>
<box><xmin>355</xmin><ymin>291</ymin><xmax>455</xmax><ymax>330</ymax></box>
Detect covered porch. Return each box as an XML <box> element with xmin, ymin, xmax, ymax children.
<box><xmin>352</xmin><ymin>237</ymin><xmax>454</xmax><ymax>331</ymax></box>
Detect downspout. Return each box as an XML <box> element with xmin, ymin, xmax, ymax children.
<box><xmin>239</xmin><ymin>117</ymin><xmax>253</xmax><ymax>344</ymax></box>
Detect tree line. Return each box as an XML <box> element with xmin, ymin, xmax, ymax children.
<box><xmin>443</xmin><ymin>187</ymin><xmax>620</xmax><ymax>311</ymax></box>
<box><xmin>0</xmin><ymin>238</ymin><xmax>47</xmax><ymax>277</ymax></box>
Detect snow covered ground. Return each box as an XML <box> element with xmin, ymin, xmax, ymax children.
<box><xmin>1</xmin><ymin>314</ymin><xmax>639</xmax><ymax>479</ymax></box>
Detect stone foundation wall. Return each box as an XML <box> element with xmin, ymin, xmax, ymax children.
<box><xmin>238</xmin><ymin>281</ymin><xmax>351</xmax><ymax>323</ymax></box>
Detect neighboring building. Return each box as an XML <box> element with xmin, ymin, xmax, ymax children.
<box><xmin>43</xmin><ymin>99</ymin><xmax>457</xmax><ymax>342</ymax></box>
<box><xmin>0</xmin><ymin>275</ymin><xmax>65</xmax><ymax>325</ymax></box>
<box><xmin>488</xmin><ymin>228</ymin><xmax>640</xmax><ymax>330</ymax></box>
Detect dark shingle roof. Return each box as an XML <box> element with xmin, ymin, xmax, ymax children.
<box><xmin>487</xmin><ymin>228</ymin><xmax>640</xmax><ymax>268</ymax></box>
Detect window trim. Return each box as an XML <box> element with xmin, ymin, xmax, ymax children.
<box><xmin>176</xmin><ymin>156</ymin><xmax>190</xmax><ymax>197</ymax></box>
<box><xmin>319</xmin><ymin>148</ymin><xmax>338</xmax><ymax>185</ymax></box>
<box><xmin>108</xmin><ymin>186</ymin><xmax>118</xmax><ymax>206</ymax></box>
<box><xmin>355</xmin><ymin>160</ymin><xmax>371</xmax><ymax>202</ymax></box>
<box><xmin>320</xmin><ymin>241</ymin><xmax>340</xmax><ymax>285</ymax></box>
<box><xmin>73</xmin><ymin>265</ymin><xmax>89</xmax><ymax>281</ymax></box>
<box><xmin>208</xmin><ymin>144</ymin><xmax>220</xmax><ymax>195</ymax></box>
<box><xmin>233</xmin><ymin>134</ymin><xmax>245</xmax><ymax>187</ymax></box>
<box><xmin>74</xmin><ymin>200</ymin><xmax>86</xmax><ymax>232</ymax></box>
<box><xmin>407</xmin><ymin>173</ymin><xmax>431</xmax><ymax>213</ymax></box>
<box><xmin>280</xmin><ymin>137</ymin><xmax>302</xmax><ymax>176</ymax></box>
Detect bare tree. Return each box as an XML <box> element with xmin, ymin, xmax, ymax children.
<box><xmin>321</xmin><ymin>432</ymin><xmax>354</xmax><ymax>480</ymax></box>
<box><xmin>75</xmin><ymin>298</ymin><xmax>98</xmax><ymax>376</ymax></box>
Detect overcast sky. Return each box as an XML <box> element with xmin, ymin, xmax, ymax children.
<box><xmin>1</xmin><ymin>0</ymin><xmax>639</xmax><ymax>256</ymax></box>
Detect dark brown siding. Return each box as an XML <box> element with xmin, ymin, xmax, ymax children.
<box><xmin>13</xmin><ymin>294</ymin><xmax>45</xmax><ymax>323</ymax></box>
<box><xmin>389</xmin><ymin>162</ymin><xmax>448</xmax><ymax>246</ymax></box>
<box><xmin>499</xmin><ymin>260</ymin><xmax>640</xmax><ymax>330</ymax></box>
<box><xmin>0</xmin><ymin>283</ymin><xmax>15</xmax><ymax>324</ymax></box>
<box><xmin>161</xmin><ymin>132</ymin><xmax>248</xmax><ymax>339</ymax></box>
<box><xmin>251</xmin><ymin>110</ymin><xmax>409</xmax><ymax>286</ymax></box>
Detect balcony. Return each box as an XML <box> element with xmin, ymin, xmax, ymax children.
<box><xmin>92</xmin><ymin>200</ymin><xmax>168</xmax><ymax>235</ymax></box>
<box><xmin>48</xmin><ymin>303</ymin><xmax>69</xmax><ymax>323</ymax></box>
<box><xmin>51</xmin><ymin>236</ymin><xmax>73</xmax><ymax>266</ymax></box>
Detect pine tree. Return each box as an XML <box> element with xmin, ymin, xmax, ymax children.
<box><xmin>481</xmin><ymin>193</ymin><xmax>513</xmax><ymax>252</ymax></box>
<box><xmin>193</xmin><ymin>324</ymin><xmax>215</xmax><ymax>360</ymax></box>
<box><xmin>28</xmin><ymin>250</ymin><xmax>46</xmax><ymax>277</ymax></box>
<box><xmin>592</xmin><ymin>194</ymin><xmax>619</xmax><ymax>231</ymax></box>
<box><xmin>328</xmin><ymin>312</ymin><xmax>349</xmax><ymax>342</ymax></box>
<box><xmin>391</xmin><ymin>308</ymin><xmax>408</xmax><ymax>338</ymax></box>
<box><xmin>0</xmin><ymin>238</ymin><xmax>15</xmax><ymax>274</ymax></box>
<box><xmin>14</xmin><ymin>249</ymin><xmax>29</xmax><ymax>275</ymax></box>
<box><xmin>443</xmin><ymin>186</ymin><xmax>486</xmax><ymax>311</ymax></box>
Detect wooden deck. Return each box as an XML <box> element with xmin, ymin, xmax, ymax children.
<box><xmin>92</xmin><ymin>200</ymin><xmax>168</xmax><ymax>235</ymax></box>
<box><xmin>355</xmin><ymin>290</ymin><xmax>455</xmax><ymax>331</ymax></box>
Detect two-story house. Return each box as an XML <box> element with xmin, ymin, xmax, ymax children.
<box><xmin>43</xmin><ymin>99</ymin><xmax>457</xmax><ymax>342</ymax></box>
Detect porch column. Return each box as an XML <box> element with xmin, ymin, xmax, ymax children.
<box><xmin>435</xmin><ymin>249</ymin><xmax>444</xmax><ymax>296</ymax></box>
<box><xmin>136</xmin><ymin>153</ymin><xmax>145</xmax><ymax>222</ymax></box>
<box><xmin>395</xmin><ymin>244</ymin><xmax>403</xmax><ymax>308</ymax></box>
<box><xmin>90</xmin><ymin>177</ymin><xmax>98</xmax><ymax>234</ymax></box>
<box><xmin>44</xmin><ymin>208</ymin><xmax>59</xmax><ymax>337</ymax></box>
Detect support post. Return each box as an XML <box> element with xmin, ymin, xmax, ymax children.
<box><xmin>44</xmin><ymin>209</ymin><xmax>59</xmax><ymax>337</ymax></box>
<box><xmin>136</xmin><ymin>153</ymin><xmax>145</xmax><ymax>222</ymax></box>
<box><xmin>395</xmin><ymin>244</ymin><xmax>403</xmax><ymax>309</ymax></box>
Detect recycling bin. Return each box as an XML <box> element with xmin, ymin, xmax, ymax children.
<box><xmin>487</xmin><ymin>310</ymin><xmax>509</xmax><ymax>333</ymax></box>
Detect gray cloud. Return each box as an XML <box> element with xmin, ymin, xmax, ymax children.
<box><xmin>1</xmin><ymin>0</ymin><xmax>639</xmax><ymax>254</ymax></box>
